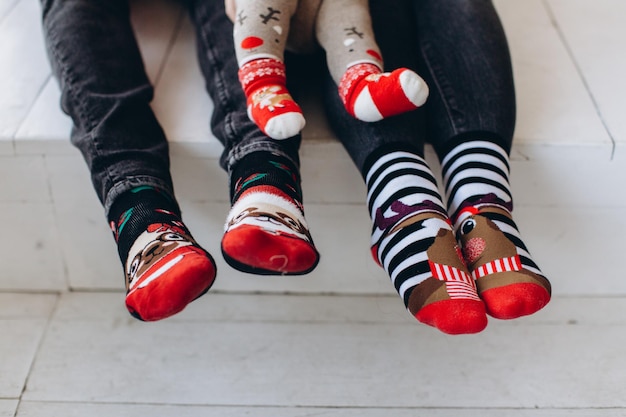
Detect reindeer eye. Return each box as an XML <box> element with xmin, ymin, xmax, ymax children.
<box><xmin>128</xmin><ymin>256</ymin><xmax>140</xmax><ymax>278</ymax></box>
<box><xmin>161</xmin><ymin>232</ymin><xmax>185</xmax><ymax>241</ymax></box>
<box><xmin>460</xmin><ymin>218</ymin><xmax>477</xmax><ymax>235</ymax></box>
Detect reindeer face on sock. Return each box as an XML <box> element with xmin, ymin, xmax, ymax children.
<box><xmin>227</xmin><ymin>204</ymin><xmax>313</xmax><ymax>242</ymax></box>
<box><xmin>236</xmin><ymin>6</ymin><xmax>285</xmax><ymax>55</ymax></box>
<box><xmin>342</xmin><ymin>26</ymin><xmax>383</xmax><ymax>68</ymax></box>
<box><xmin>125</xmin><ymin>224</ymin><xmax>195</xmax><ymax>291</ymax></box>
<box><xmin>456</xmin><ymin>209</ymin><xmax>517</xmax><ymax>270</ymax></box>
<box><xmin>250</xmin><ymin>86</ymin><xmax>292</xmax><ymax>112</ymax></box>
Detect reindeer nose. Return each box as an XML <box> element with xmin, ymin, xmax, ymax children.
<box><xmin>463</xmin><ymin>237</ymin><xmax>486</xmax><ymax>264</ymax></box>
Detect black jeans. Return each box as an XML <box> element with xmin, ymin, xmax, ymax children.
<box><xmin>40</xmin><ymin>0</ymin><xmax>514</xmax><ymax>213</ymax></box>
<box><xmin>323</xmin><ymin>0</ymin><xmax>517</xmax><ymax>172</ymax></box>
<box><xmin>40</xmin><ymin>0</ymin><xmax>301</xmax><ymax>215</ymax></box>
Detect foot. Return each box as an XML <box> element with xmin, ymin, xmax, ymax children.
<box><xmin>340</xmin><ymin>64</ymin><xmax>429</xmax><ymax>122</ymax></box>
<box><xmin>456</xmin><ymin>206</ymin><xmax>551</xmax><ymax>319</ymax></box>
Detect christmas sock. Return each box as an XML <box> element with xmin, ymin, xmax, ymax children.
<box><xmin>442</xmin><ymin>139</ymin><xmax>551</xmax><ymax>319</ymax></box>
<box><xmin>366</xmin><ymin>148</ymin><xmax>487</xmax><ymax>334</ymax></box>
<box><xmin>339</xmin><ymin>63</ymin><xmax>429</xmax><ymax>122</ymax></box>
<box><xmin>239</xmin><ymin>58</ymin><xmax>305</xmax><ymax>140</ymax></box>
<box><xmin>108</xmin><ymin>187</ymin><xmax>216</xmax><ymax>321</ymax></box>
<box><xmin>221</xmin><ymin>152</ymin><xmax>319</xmax><ymax>275</ymax></box>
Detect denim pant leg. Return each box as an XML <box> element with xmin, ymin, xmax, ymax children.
<box><xmin>321</xmin><ymin>0</ymin><xmax>516</xmax><ymax>173</ymax></box>
<box><xmin>414</xmin><ymin>0</ymin><xmax>517</xmax><ymax>156</ymax></box>
<box><xmin>41</xmin><ymin>0</ymin><xmax>176</xmax><ymax>215</ymax></box>
<box><xmin>320</xmin><ymin>0</ymin><xmax>427</xmax><ymax>174</ymax></box>
<box><xmin>185</xmin><ymin>0</ymin><xmax>302</xmax><ymax>178</ymax></box>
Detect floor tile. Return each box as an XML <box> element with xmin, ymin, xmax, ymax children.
<box><xmin>14</xmin><ymin>78</ymin><xmax>73</xmax><ymax>149</ymax></box>
<box><xmin>23</xmin><ymin>293</ymin><xmax>626</xmax><ymax>409</ymax></box>
<box><xmin>169</xmin><ymin>155</ymin><xmax>229</xmax><ymax>203</ymax></box>
<box><xmin>0</xmin><ymin>0</ymin><xmax>50</xmax><ymax>139</ymax></box>
<box><xmin>0</xmin><ymin>203</ymin><xmax>66</xmax><ymax>291</ymax></box>
<box><xmin>14</xmin><ymin>401</ymin><xmax>626</xmax><ymax>417</ymax></box>
<box><xmin>514</xmin><ymin>205</ymin><xmax>625</xmax><ymax>296</ymax></box>
<box><xmin>510</xmin><ymin>157</ymin><xmax>626</xmax><ymax>208</ymax></box>
<box><xmin>130</xmin><ymin>0</ymin><xmax>183</xmax><ymax>84</ymax></box>
<box><xmin>546</xmin><ymin>0</ymin><xmax>626</xmax><ymax>152</ymax></box>
<box><xmin>0</xmin><ymin>293</ymin><xmax>57</xmax><ymax>318</ymax></box>
<box><xmin>0</xmin><ymin>294</ymin><xmax>57</xmax><ymax>398</ymax></box>
<box><xmin>0</xmin><ymin>0</ymin><xmax>18</xmax><ymax>21</ymax></box>
<box><xmin>0</xmin><ymin>139</ymin><xmax>13</xmax><ymax>156</ymax></box>
<box><xmin>152</xmin><ymin>15</ymin><xmax>216</xmax><ymax>145</ymax></box>
<box><xmin>300</xmin><ymin>140</ymin><xmax>367</xmax><ymax>204</ymax></box>
<box><xmin>0</xmin><ymin>155</ymin><xmax>50</xmax><ymax>203</ymax></box>
<box><xmin>0</xmin><ymin>400</ymin><xmax>17</xmax><ymax>417</ymax></box>
<box><xmin>494</xmin><ymin>0</ymin><xmax>611</xmax><ymax>155</ymax></box>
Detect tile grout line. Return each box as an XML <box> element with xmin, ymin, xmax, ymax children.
<box><xmin>0</xmin><ymin>0</ymin><xmax>20</xmax><ymax>25</ymax></box>
<box><xmin>151</xmin><ymin>7</ymin><xmax>186</xmax><ymax>90</ymax></box>
<box><xmin>14</xmin><ymin>293</ymin><xmax>62</xmax><ymax>416</ymax></box>
<box><xmin>541</xmin><ymin>0</ymin><xmax>616</xmax><ymax>159</ymax></box>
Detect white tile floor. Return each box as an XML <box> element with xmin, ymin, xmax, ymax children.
<box><xmin>2</xmin><ymin>0</ymin><xmax>626</xmax><ymax>416</ymax></box>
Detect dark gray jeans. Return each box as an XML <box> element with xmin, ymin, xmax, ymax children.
<box><xmin>321</xmin><ymin>0</ymin><xmax>517</xmax><ymax>172</ymax></box>
<box><xmin>40</xmin><ymin>0</ymin><xmax>515</xmax><ymax>213</ymax></box>
<box><xmin>40</xmin><ymin>0</ymin><xmax>301</xmax><ymax>215</ymax></box>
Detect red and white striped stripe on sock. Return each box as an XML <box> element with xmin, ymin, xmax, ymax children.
<box><xmin>471</xmin><ymin>255</ymin><xmax>522</xmax><ymax>280</ymax></box>
<box><xmin>429</xmin><ymin>261</ymin><xmax>481</xmax><ymax>301</ymax></box>
<box><xmin>442</xmin><ymin>140</ymin><xmax>551</xmax><ymax>319</ymax></box>
<box><xmin>366</xmin><ymin>149</ymin><xmax>487</xmax><ymax>334</ymax></box>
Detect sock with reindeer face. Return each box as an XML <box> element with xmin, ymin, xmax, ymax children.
<box><xmin>108</xmin><ymin>187</ymin><xmax>216</xmax><ymax>321</ymax></box>
<box><xmin>442</xmin><ymin>139</ymin><xmax>551</xmax><ymax>319</ymax></box>
<box><xmin>222</xmin><ymin>152</ymin><xmax>319</xmax><ymax>275</ymax></box>
<box><xmin>233</xmin><ymin>1</ymin><xmax>304</xmax><ymax>139</ymax></box>
<box><xmin>365</xmin><ymin>147</ymin><xmax>487</xmax><ymax>334</ymax></box>
<box><xmin>339</xmin><ymin>64</ymin><xmax>429</xmax><ymax>122</ymax></box>
<box><xmin>238</xmin><ymin>58</ymin><xmax>305</xmax><ymax>140</ymax></box>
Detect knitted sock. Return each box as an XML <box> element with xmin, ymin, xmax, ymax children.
<box><xmin>366</xmin><ymin>148</ymin><xmax>487</xmax><ymax>334</ymax></box>
<box><xmin>442</xmin><ymin>139</ymin><xmax>551</xmax><ymax>319</ymax></box>
<box><xmin>339</xmin><ymin>63</ymin><xmax>429</xmax><ymax>122</ymax></box>
<box><xmin>108</xmin><ymin>187</ymin><xmax>216</xmax><ymax>321</ymax></box>
<box><xmin>221</xmin><ymin>152</ymin><xmax>319</xmax><ymax>275</ymax></box>
<box><xmin>239</xmin><ymin>58</ymin><xmax>305</xmax><ymax>140</ymax></box>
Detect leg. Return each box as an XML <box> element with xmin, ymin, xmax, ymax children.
<box><xmin>319</xmin><ymin>0</ymin><xmax>487</xmax><ymax>334</ymax></box>
<box><xmin>41</xmin><ymin>0</ymin><xmax>216</xmax><ymax>321</ymax></box>
<box><xmin>187</xmin><ymin>0</ymin><xmax>320</xmax><ymax>275</ymax></box>
<box><xmin>416</xmin><ymin>0</ymin><xmax>551</xmax><ymax>318</ymax></box>
<box><xmin>232</xmin><ymin>0</ymin><xmax>305</xmax><ymax>139</ymax></box>
<box><xmin>315</xmin><ymin>0</ymin><xmax>428</xmax><ymax>122</ymax></box>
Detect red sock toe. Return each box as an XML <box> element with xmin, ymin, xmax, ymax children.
<box><xmin>481</xmin><ymin>283</ymin><xmax>551</xmax><ymax>320</ymax></box>
<box><xmin>415</xmin><ymin>299</ymin><xmax>488</xmax><ymax>335</ymax></box>
<box><xmin>222</xmin><ymin>224</ymin><xmax>319</xmax><ymax>275</ymax></box>
<box><xmin>125</xmin><ymin>247</ymin><xmax>216</xmax><ymax>321</ymax></box>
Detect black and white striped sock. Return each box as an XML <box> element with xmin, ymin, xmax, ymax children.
<box><xmin>365</xmin><ymin>147</ymin><xmax>487</xmax><ymax>334</ymax></box>
<box><xmin>441</xmin><ymin>139</ymin><xmax>551</xmax><ymax>319</ymax></box>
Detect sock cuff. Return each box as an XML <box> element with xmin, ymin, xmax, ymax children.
<box><xmin>435</xmin><ymin>131</ymin><xmax>512</xmax><ymax>160</ymax></box>
<box><xmin>239</xmin><ymin>58</ymin><xmax>287</xmax><ymax>95</ymax></box>
<box><xmin>338</xmin><ymin>63</ymin><xmax>381</xmax><ymax>105</ymax></box>
<box><xmin>108</xmin><ymin>187</ymin><xmax>185</xmax><ymax>262</ymax></box>
<box><xmin>108</xmin><ymin>187</ymin><xmax>180</xmax><ymax>222</ymax></box>
<box><xmin>362</xmin><ymin>142</ymin><xmax>425</xmax><ymax>179</ymax></box>
<box><xmin>230</xmin><ymin>152</ymin><xmax>302</xmax><ymax>203</ymax></box>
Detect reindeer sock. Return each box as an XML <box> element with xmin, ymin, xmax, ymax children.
<box><xmin>238</xmin><ymin>58</ymin><xmax>305</xmax><ymax>140</ymax></box>
<box><xmin>442</xmin><ymin>139</ymin><xmax>551</xmax><ymax>319</ymax></box>
<box><xmin>366</xmin><ymin>147</ymin><xmax>487</xmax><ymax>334</ymax></box>
<box><xmin>108</xmin><ymin>187</ymin><xmax>216</xmax><ymax>321</ymax></box>
<box><xmin>222</xmin><ymin>152</ymin><xmax>319</xmax><ymax>275</ymax></box>
<box><xmin>339</xmin><ymin>64</ymin><xmax>429</xmax><ymax>122</ymax></box>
